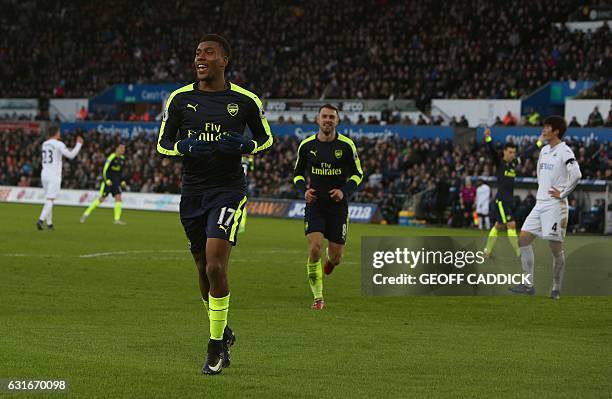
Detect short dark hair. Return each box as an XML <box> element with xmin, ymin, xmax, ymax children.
<box><xmin>504</xmin><ymin>142</ymin><xmax>516</xmax><ymax>150</ymax></box>
<box><xmin>318</xmin><ymin>103</ymin><xmax>340</xmax><ymax>116</ymax></box>
<box><xmin>200</xmin><ymin>33</ymin><xmax>231</xmax><ymax>58</ymax></box>
<box><xmin>47</xmin><ymin>122</ymin><xmax>60</xmax><ymax>137</ymax></box>
<box><xmin>543</xmin><ymin>115</ymin><xmax>567</xmax><ymax>138</ymax></box>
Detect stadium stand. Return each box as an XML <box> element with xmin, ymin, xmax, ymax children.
<box><xmin>1</xmin><ymin>1</ymin><xmax>610</xmax><ymax>231</ymax></box>
<box><xmin>1</xmin><ymin>0</ymin><xmax>610</xmax><ymax>108</ymax></box>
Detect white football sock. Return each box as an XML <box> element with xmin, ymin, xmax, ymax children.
<box><xmin>552</xmin><ymin>251</ymin><xmax>565</xmax><ymax>292</ymax></box>
<box><xmin>520</xmin><ymin>245</ymin><xmax>535</xmax><ymax>287</ymax></box>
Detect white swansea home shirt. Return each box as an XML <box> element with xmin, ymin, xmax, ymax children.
<box><xmin>536</xmin><ymin>142</ymin><xmax>576</xmax><ymax>201</ymax></box>
<box><xmin>41</xmin><ymin>138</ymin><xmax>82</xmax><ymax>178</ymax></box>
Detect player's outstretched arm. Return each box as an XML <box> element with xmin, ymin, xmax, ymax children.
<box><xmin>518</xmin><ymin>133</ymin><xmax>544</xmax><ymax>162</ymax></box>
<box><xmin>60</xmin><ymin>136</ymin><xmax>83</xmax><ymax>159</ymax></box>
<box><xmin>483</xmin><ymin>127</ymin><xmax>500</xmax><ymax>164</ymax></box>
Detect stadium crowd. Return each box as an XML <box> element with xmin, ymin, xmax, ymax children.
<box><xmin>2</xmin><ymin>0</ymin><xmax>610</xmax><ymax>108</ymax></box>
<box><xmin>1</xmin><ymin>129</ymin><xmax>610</xmax><ymax>229</ymax></box>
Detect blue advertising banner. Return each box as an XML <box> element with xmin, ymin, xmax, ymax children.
<box><xmin>476</xmin><ymin>127</ymin><xmax>612</xmax><ymax>145</ymax></box>
<box><xmin>90</xmin><ymin>84</ymin><xmax>183</xmax><ymax>107</ymax></box>
<box><xmin>61</xmin><ymin>121</ymin><xmax>612</xmax><ymax>144</ymax></box>
<box><xmin>60</xmin><ymin>122</ymin><xmax>160</xmax><ymax>138</ymax></box>
<box><xmin>286</xmin><ymin>200</ymin><xmax>377</xmax><ymax>223</ymax></box>
<box><xmin>273</xmin><ymin>124</ymin><xmax>453</xmax><ymax>140</ymax></box>
<box><xmin>114</xmin><ymin>84</ymin><xmax>182</xmax><ymax>103</ymax></box>
<box><xmin>60</xmin><ymin>122</ymin><xmax>454</xmax><ymax>140</ymax></box>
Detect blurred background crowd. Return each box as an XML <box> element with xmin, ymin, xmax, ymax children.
<box><xmin>2</xmin><ymin>129</ymin><xmax>609</xmax><ymax>231</ymax></box>
<box><xmin>1</xmin><ymin>0</ymin><xmax>610</xmax><ymax>233</ymax></box>
<box><xmin>2</xmin><ymin>0</ymin><xmax>610</xmax><ymax>106</ymax></box>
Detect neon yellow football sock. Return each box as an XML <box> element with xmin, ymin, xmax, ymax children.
<box><xmin>307</xmin><ymin>257</ymin><xmax>323</xmax><ymax>299</ymax></box>
<box><xmin>507</xmin><ymin>227</ymin><xmax>520</xmax><ymax>257</ymax></box>
<box><xmin>485</xmin><ymin>227</ymin><xmax>498</xmax><ymax>254</ymax></box>
<box><xmin>208</xmin><ymin>293</ymin><xmax>230</xmax><ymax>340</ymax></box>
<box><xmin>114</xmin><ymin>201</ymin><xmax>122</xmax><ymax>221</ymax></box>
<box><xmin>202</xmin><ymin>298</ymin><xmax>209</xmax><ymax>319</ymax></box>
<box><xmin>84</xmin><ymin>198</ymin><xmax>100</xmax><ymax>216</ymax></box>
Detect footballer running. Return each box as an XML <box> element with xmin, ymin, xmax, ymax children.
<box><xmin>156</xmin><ymin>34</ymin><xmax>273</xmax><ymax>374</ymax></box>
<box><xmin>293</xmin><ymin>104</ymin><xmax>363</xmax><ymax>310</ymax></box>
<box><xmin>80</xmin><ymin>143</ymin><xmax>128</xmax><ymax>225</ymax></box>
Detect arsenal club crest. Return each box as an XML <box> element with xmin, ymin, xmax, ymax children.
<box><xmin>227</xmin><ymin>103</ymin><xmax>239</xmax><ymax>116</ymax></box>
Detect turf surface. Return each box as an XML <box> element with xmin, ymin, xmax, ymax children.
<box><xmin>1</xmin><ymin>203</ymin><xmax>611</xmax><ymax>398</ymax></box>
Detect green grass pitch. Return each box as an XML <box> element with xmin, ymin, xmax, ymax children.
<box><xmin>1</xmin><ymin>203</ymin><xmax>611</xmax><ymax>398</ymax></box>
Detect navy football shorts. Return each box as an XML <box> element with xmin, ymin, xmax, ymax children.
<box><xmin>180</xmin><ymin>191</ymin><xmax>247</xmax><ymax>253</ymax></box>
<box><xmin>304</xmin><ymin>201</ymin><xmax>349</xmax><ymax>245</ymax></box>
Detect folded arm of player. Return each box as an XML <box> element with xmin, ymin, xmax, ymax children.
<box><xmin>157</xmin><ymin>92</ymin><xmax>212</xmax><ymax>157</ymax></box>
<box><xmin>218</xmin><ymin>132</ymin><xmax>256</xmax><ymax>154</ymax></box>
<box><xmin>559</xmin><ymin>158</ymin><xmax>582</xmax><ymax>199</ymax></box>
<box><xmin>157</xmin><ymin>103</ymin><xmax>213</xmax><ymax>158</ymax></box>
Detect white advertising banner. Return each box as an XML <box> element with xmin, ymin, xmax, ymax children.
<box><xmin>564</xmin><ymin>99</ymin><xmax>611</xmax><ymax>126</ymax></box>
<box><xmin>0</xmin><ymin>98</ymin><xmax>39</xmax><ymax>119</ymax></box>
<box><xmin>431</xmin><ymin>99</ymin><xmax>521</xmax><ymax>127</ymax></box>
<box><xmin>49</xmin><ymin>99</ymin><xmax>90</xmax><ymax>122</ymax></box>
<box><xmin>559</xmin><ymin>21</ymin><xmax>610</xmax><ymax>32</ymax></box>
<box><xmin>0</xmin><ymin>186</ymin><xmax>180</xmax><ymax>212</ymax></box>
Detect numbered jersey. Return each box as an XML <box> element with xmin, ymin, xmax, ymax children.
<box><xmin>41</xmin><ymin>139</ymin><xmax>82</xmax><ymax>178</ymax></box>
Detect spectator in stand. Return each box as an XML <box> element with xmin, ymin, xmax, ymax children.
<box><xmin>526</xmin><ymin>108</ymin><xmax>541</xmax><ymax>126</ymax></box>
<box><xmin>458</xmin><ymin>115</ymin><xmax>469</xmax><ymax>127</ymax></box>
<box><xmin>503</xmin><ymin>111</ymin><xmax>517</xmax><ymax>126</ymax></box>
<box><xmin>605</xmin><ymin>109</ymin><xmax>612</xmax><ymax>127</ymax></box>
<box><xmin>77</xmin><ymin>106</ymin><xmax>88</xmax><ymax>121</ymax></box>
<box><xmin>1</xmin><ymin>0</ymin><xmax>610</xmax><ymax>109</ymax></box>
<box><xmin>401</xmin><ymin>115</ymin><xmax>414</xmax><ymax>125</ymax></box>
<box><xmin>493</xmin><ymin>116</ymin><xmax>504</xmax><ymax>126</ymax></box>
<box><xmin>569</xmin><ymin>116</ymin><xmax>581</xmax><ymax>127</ymax></box>
<box><xmin>588</xmin><ymin>106</ymin><xmax>604</xmax><ymax>127</ymax></box>
<box><xmin>417</xmin><ymin>115</ymin><xmax>428</xmax><ymax>125</ymax></box>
